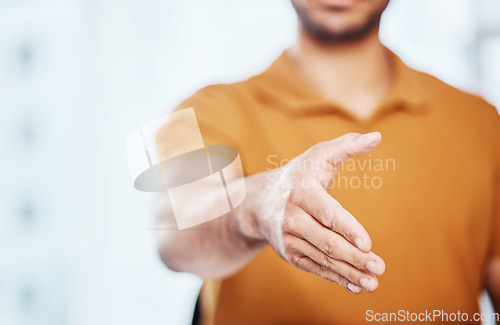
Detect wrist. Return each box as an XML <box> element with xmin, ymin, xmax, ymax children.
<box><xmin>233</xmin><ymin>173</ymin><xmax>268</xmax><ymax>245</ymax></box>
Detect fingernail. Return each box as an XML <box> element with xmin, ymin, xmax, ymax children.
<box><xmin>367</xmin><ymin>260</ymin><xmax>378</xmax><ymax>275</ymax></box>
<box><xmin>354</xmin><ymin>237</ymin><xmax>365</xmax><ymax>251</ymax></box>
<box><xmin>347</xmin><ymin>283</ymin><xmax>358</xmax><ymax>294</ymax></box>
<box><xmin>359</xmin><ymin>132</ymin><xmax>380</xmax><ymax>142</ymax></box>
<box><xmin>360</xmin><ymin>278</ymin><xmax>371</xmax><ymax>291</ymax></box>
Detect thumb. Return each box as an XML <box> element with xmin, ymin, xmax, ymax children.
<box><xmin>310</xmin><ymin>132</ymin><xmax>382</xmax><ymax>169</ymax></box>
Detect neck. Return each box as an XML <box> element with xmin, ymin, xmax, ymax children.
<box><xmin>288</xmin><ymin>24</ymin><xmax>393</xmax><ymax>121</ymax></box>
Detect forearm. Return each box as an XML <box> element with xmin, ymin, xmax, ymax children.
<box><xmin>155</xmin><ymin>173</ymin><xmax>268</xmax><ymax>279</ymax></box>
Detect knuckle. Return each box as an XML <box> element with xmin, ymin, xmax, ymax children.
<box><xmin>287</xmin><ymin>189</ymin><xmax>301</xmax><ymax>205</ymax></box>
<box><xmin>336</xmin><ymin>133</ymin><xmax>360</xmax><ymax>156</ymax></box>
<box><xmin>288</xmin><ymin>253</ymin><xmax>303</xmax><ymax>267</ymax></box>
<box><xmin>322</xmin><ymin>254</ymin><xmax>336</xmax><ymax>269</ymax></box>
<box><xmin>350</xmin><ymin>250</ymin><xmax>365</xmax><ymax>267</ymax></box>
<box><xmin>282</xmin><ymin>235</ymin><xmax>295</xmax><ymax>251</ymax></box>
<box><xmin>281</xmin><ymin>216</ymin><xmax>295</xmax><ymax>234</ymax></box>
<box><xmin>290</xmin><ymin>254</ymin><xmax>302</xmax><ymax>266</ymax></box>
<box><xmin>318</xmin><ymin>266</ymin><xmax>340</xmax><ymax>284</ymax></box>
<box><xmin>321</xmin><ymin>253</ymin><xmax>329</xmax><ymax>268</ymax></box>
<box><xmin>319</xmin><ymin>208</ymin><xmax>335</xmax><ymax>228</ymax></box>
<box><xmin>343</xmin><ymin>224</ymin><xmax>356</xmax><ymax>240</ymax></box>
<box><xmin>337</xmin><ymin>277</ymin><xmax>349</xmax><ymax>289</ymax></box>
<box><xmin>340</xmin><ymin>132</ymin><xmax>359</xmax><ymax>142</ymax></box>
<box><xmin>344</xmin><ymin>144</ymin><xmax>356</xmax><ymax>157</ymax></box>
<box><xmin>346</xmin><ymin>267</ymin><xmax>360</xmax><ymax>284</ymax></box>
<box><xmin>282</xmin><ymin>244</ymin><xmax>294</xmax><ymax>259</ymax></box>
<box><xmin>323</xmin><ymin>237</ymin><xmax>337</xmax><ymax>257</ymax></box>
<box><xmin>318</xmin><ymin>266</ymin><xmax>330</xmax><ymax>280</ymax></box>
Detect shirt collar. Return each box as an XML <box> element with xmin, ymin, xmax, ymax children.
<box><xmin>256</xmin><ymin>49</ymin><xmax>431</xmax><ymax>120</ymax></box>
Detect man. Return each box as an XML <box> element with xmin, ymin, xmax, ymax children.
<box><xmin>156</xmin><ymin>0</ymin><xmax>500</xmax><ymax>324</ymax></box>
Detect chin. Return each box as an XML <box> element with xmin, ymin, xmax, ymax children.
<box><xmin>292</xmin><ymin>0</ymin><xmax>389</xmax><ymax>42</ymax></box>
<box><xmin>314</xmin><ymin>9</ymin><xmax>372</xmax><ymax>34</ymax></box>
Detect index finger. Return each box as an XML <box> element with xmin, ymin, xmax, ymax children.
<box><xmin>297</xmin><ymin>184</ymin><xmax>372</xmax><ymax>252</ymax></box>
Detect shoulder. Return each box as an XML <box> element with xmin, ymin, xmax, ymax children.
<box><xmin>174</xmin><ymin>78</ymin><xmax>262</xmax><ymax>123</ymax></box>
<box><xmin>169</xmin><ymin>77</ymin><xmax>262</xmax><ymax>147</ymax></box>
<box><xmin>182</xmin><ymin>82</ymin><xmax>247</xmax><ymax>105</ymax></box>
<box><xmin>419</xmin><ymin>71</ymin><xmax>498</xmax><ymax>121</ymax></box>
<box><xmin>420</xmin><ymin>72</ymin><xmax>500</xmax><ymax>160</ymax></box>
<box><xmin>178</xmin><ymin>75</ymin><xmax>263</xmax><ymax>111</ymax></box>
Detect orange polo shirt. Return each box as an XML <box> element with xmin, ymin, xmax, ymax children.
<box><xmin>158</xmin><ymin>50</ymin><xmax>500</xmax><ymax>324</ymax></box>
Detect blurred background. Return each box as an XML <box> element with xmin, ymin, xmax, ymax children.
<box><xmin>0</xmin><ymin>0</ymin><xmax>499</xmax><ymax>324</ymax></box>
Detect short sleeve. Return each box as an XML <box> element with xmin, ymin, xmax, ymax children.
<box><xmin>156</xmin><ymin>84</ymin><xmax>247</xmax><ymax>158</ymax></box>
